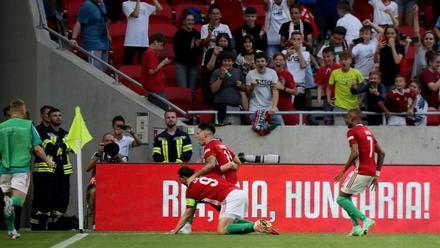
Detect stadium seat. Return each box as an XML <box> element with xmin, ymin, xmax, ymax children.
<box><xmin>175</xmin><ymin>4</ymin><xmax>208</xmax><ymax>27</ymax></box>
<box><xmin>427</xmin><ymin>107</ymin><xmax>440</xmax><ymax>126</ymax></box>
<box><xmin>150</xmin><ymin>3</ymin><xmax>173</xmax><ymax>24</ymax></box>
<box><xmin>172</xmin><ymin>0</ymin><xmax>207</xmax><ymax>5</ymax></box>
<box><xmin>352</xmin><ymin>0</ymin><xmax>373</xmax><ymax>21</ymax></box>
<box><xmin>119</xmin><ymin>65</ymin><xmax>148</xmax><ymax>96</ymax></box>
<box><xmin>65</xmin><ymin>1</ymin><xmax>82</xmax><ymax>29</ymax></box>
<box><xmin>194</xmin><ymin>88</ymin><xmax>214</xmax><ymax>123</ymax></box>
<box><xmin>109</xmin><ymin>22</ymin><xmax>127</xmax><ymax>68</ymax></box>
<box><xmin>164</xmin><ymin>86</ymin><xmax>193</xmax><ymax>112</ymax></box>
<box><xmin>161</xmin><ymin>64</ymin><xmax>177</xmax><ymax>87</ymax></box>
<box><xmin>149</xmin><ymin>23</ymin><xmax>177</xmax><ymax>40</ymax></box>
<box><xmin>398</xmin><ymin>26</ymin><xmax>426</xmax><ymax>37</ymax></box>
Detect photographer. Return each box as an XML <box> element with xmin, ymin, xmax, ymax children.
<box><xmin>85</xmin><ymin>133</ymin><xmax>122</xmax><ymax>229</ymax></box>
<box><xmin>111</xmin><ymin>115</ymin><xmax>141</xmax><ymax>162</ymax></box>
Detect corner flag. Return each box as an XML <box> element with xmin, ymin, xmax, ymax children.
<box><xmin>65</xmin><ymin>106</ymin><xmax>92</xmax><ymax>232</ymax></box>
<box><xmin>65</xmin><ymin>106</ymin><xmax>93</xmax><ymax>153</ymax></box>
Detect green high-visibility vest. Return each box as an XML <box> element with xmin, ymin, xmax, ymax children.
<box><xmin>0</xmin><ymin>118</ymin><xmax>33</xmax><ymax>169</ymax></box>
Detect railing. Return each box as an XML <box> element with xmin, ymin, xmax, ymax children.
<box><xmin>35</xmin><ymin>0</ymin><xmax>187</xmax><ymax>116</ymax></box>
<box><xmin>188</xmin><ymin>110</ymin><xmax>440</xmax><ymax>125</ymax></box>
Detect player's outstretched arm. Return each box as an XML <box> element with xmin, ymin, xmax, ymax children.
<box><xmin>169</xmin><ymin>206</ymin><xmax>194</xmax><ymax>234</ymax></box>
<box><xmin>188</xmin><ymin>155</ymin><xmax>217</xmax><ymax>182</ymax></box>
<box><xmin>334</xmin><ymin>144</ymin><xmax>359</xmax><ymax>183</ymax></box>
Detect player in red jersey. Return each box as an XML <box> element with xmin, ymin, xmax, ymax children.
<box><xmin>334</xmin><ymin>109</ymin><xmax>385</xmax><ymax>236</ymax></box>
<box><xmin>169</xmin><ymin>166</ymin><xmax>278</xmax><ymax>235</ymax></box>
<box><xmin>179</xmin><ymin>122</ymin><xmax>241</xmax><ymax>234</ymax></box>
<box><xmin>189</xmin><ymin>122</ymin><xmax>242</xmax><ymax>185</ymax></box>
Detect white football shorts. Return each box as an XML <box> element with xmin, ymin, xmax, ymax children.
<box><xmin>341</xmin><ymin>170</ymin><xmax>374</xmax><ymax>195</ymax></box>
<box><xmin>0</xmin><ymin>172</ymin><xmax>31</xmax><ymax>194</ymax></box>
<box><xmin>219</xmin><ymin>189</ymin><xmax>248</xmax><ymax>220</ymax></box>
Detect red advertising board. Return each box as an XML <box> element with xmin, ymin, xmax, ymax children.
<box><xmin>95</xmin><ymin>164</ymin><xmax>438</xmax><ymax>233</ymax></box>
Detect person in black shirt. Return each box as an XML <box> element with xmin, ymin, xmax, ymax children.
<box><xmin>279</xmin><ymin>4</ymin><xmax>314</xmax><ymax>50</ymax></box>
<box><xmin>173</xmin><ymin>10</ymin><xmax>203</xmax><ymax>93</ymax></box>
<box><xmin>152</xmin><ymin>110</ymin><xmax>193</xmax><ymax>163</ymax></box>
<box><xmin>375</xmin><ymin>25</ymin><xmax>405</xmax><ymax>92</ymax></box>
<box><xmin>233</xmin><ymin>7</ymin><xmax>267</xmax><ymax>53</ymax></box>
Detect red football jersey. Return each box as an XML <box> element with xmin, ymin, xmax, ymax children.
<box><xmin>204</xmin><ymin>139</ymin><xmax>237</xmax><ymax>184</ymax></box>
<box><xmin>185</xmin><ymin>174</ymin><xmax>238</xmax><ymax>207</ymax></box>
<box><xmin>347</xmin><ymin>124</ymin><xmax>378</xmax><ymax>176</ymax></box>
<box><xmin>386</xmin><ymin>88</ymin><xmax>414</xmax><ymax>113</ymax></box>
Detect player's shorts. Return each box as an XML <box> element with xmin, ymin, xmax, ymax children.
<box><xmin>219</xmin><ymin>189</ymin><xmax>248</xmax><ymax>220</ymax></box>
<box><xmin>341</xmin><ymin>171</ymin><xmax>374</xmax><ymax>195</ymax></box>
<box><xmin>0</xmin><ymin>172</ymin><xmax>31</xmax><ymax>194</ymax></box>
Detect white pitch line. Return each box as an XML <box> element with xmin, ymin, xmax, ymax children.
<box><xmin>51</xmin><ymin>233</ymin><xmax>89</xmax><ymax>248</ymax></box>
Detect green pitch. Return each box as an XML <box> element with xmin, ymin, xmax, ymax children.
<box><xmin>1</xmin><ymin>231</ymin><xmax>439</xmax><ymax>248</ymax></box>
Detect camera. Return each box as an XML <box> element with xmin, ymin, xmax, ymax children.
<box><xmin>352</xmin><ymin>37</ymin><xmax>364</xmax><ymax>45</ymax></box>
<box><xmin>238</xmin><ymin>153</ymin><xmax>280</xmax><ymax>164</ymax></box>
<box><xmin>104</xmin><ymin>143</ymin><xmax>120</xmax><ymax>157</ymax></box>
<box><xmin>117</xmin><ymin>124</ymin><xmax>129</xmax><ymax>130</ymax></box>
<box><xmin>399</xmin><ymin>33</ymin><xmax>407</xmax><ymax>41</ymax></box>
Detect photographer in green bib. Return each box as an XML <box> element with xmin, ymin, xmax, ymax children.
<box><xmin>0</xmin><ymin>99</ymin><xmax>55</xmax><ymax>239</ymax></box>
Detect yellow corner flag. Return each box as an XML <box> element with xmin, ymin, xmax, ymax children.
<box><xmin>65</xmin><ymin>106</ymin><xmax>93</xmax><ymax>154</ymax></box>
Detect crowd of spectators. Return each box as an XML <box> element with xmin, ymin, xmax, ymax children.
<box><xmin>53</xmin><ymin>0</ymin><xmax>440</xmax><ymax>126</ymax></box>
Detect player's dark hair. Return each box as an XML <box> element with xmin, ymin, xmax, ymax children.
<box><xmin>3</xmin><ymin>105</ymin><xmax>10</xmax><ymax>118</ymax></box>
<box><xmin>112</xmin><ymin>115</ymin><xmax>125</xmax><ymax>125</ymax></box>
<box><xmin>48</xmin><ymin>107</ymin><xmax>61</xmax><ymax>116</ymax></box>
<box><xmin>348</xmin><ymin>109</ymin><xmax>363</xmax><ymax>119</ymax></box>
<box><xmin>40</xmin><ymin>105</ymin><xmax>53</xmax><ymax>115</ymax></box>
<box><xmin>178</xmin><ymin>166</ymin><xmax>195</xmax><ymax>178</ymax></box>
<box><xmin>244</xmin><ymin>6</ymin><xmax>257</xmax><ymax>15</ymax></box>
<box><xmin>150</xmin><ymin>32</ymin><xmax>166</xmax><ymax>44</ymax></box>
<box><xmin>322</xmin><ymin>47</ymin><xmax>335</xmax><ymax>55</ymax></box>
<box><xmin>198</xmin><ymin>122</ymin><xmax>216</xmax><ymax>134</ymax></box>
<box><xmin>337</xmin><ymin>0</ymin><xmax>351</xmax><ymax>13</ymax></box>
<box><xmin>254</xmin><ymin>52</ymin><xmax>267</xmax><ymax>62</ymax></box>
<box><xmin>333</xmin><ymin>26</ymin><xmax>347</xmax><ymax>36</ymax></box>
<box><xmin>164</xmin><ymin>109</ymin><xmax>177</xmax><ymax>118</ymax></box>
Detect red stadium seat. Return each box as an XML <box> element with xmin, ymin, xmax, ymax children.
<box><xmin>119</xmin><ymin>65</ymin><xmax>148</xmax><ymax>96</ymax></box>
<box><xmin>352</xmin><ymin>0</ymin><xmax>373</xmax><ymax>21</ymax></box>
<box><xmin>172</xmin><ymin>0</ymin><xmax>207</xmax><ymax>5</ymax></box>
<box><xmin>149</xmin><ymin>4</ymin><xmax>173</xmax><ymax>24</ymax></box>
<box><xmin>164</xmin><ymin>87</ymin><xmax>193</xmax><ymax>111</ymax></box>
<box><xmin>149</xmin><ymin>23</ymin><xmax>177</xmax><ymax>39</ymax></box>
<box><xmin>109</xmin><ymin>22</ymin><xmax>127</xmax><ymax>68</ymax></box>
<box><xmin>427</xmin><ymin>107</ymin><xmax>440</xmax><ymax>126</ymax></box>
<box><xmin>161</xmin><ymin>64</ymin><xmax>177</xmax><ymax>87</ymax></box>
<box><xmin>175</xmin><ymin>4</ymin><xmax>208</xmax><ymax>27</ymax></box>
<box><xmin>65</xmin><ymin>2</ymin><xmax>82</xmax><ymax>29</ymax></box>
<box><xmin>194</xmin><ymin>88</ymin><xmax>214</xmax><ymax>122</ymax></box>
<box><xmin>398</xmin><ymin>26</ymin><xmax>426</xmax><ymax>37</ymax></box>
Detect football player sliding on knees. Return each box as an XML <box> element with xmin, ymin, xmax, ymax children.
<box><xmin>178</xmin><ymin>123</ymin><xmax>241</xmax><ymax>234</ymax></box>
<box><xmin>334</xmin><ymin>109</ymin><xmax>385</xmax><ymax>236</ymax></box>
<box><xmin>169</xmin><ymin>166</ymin><xmax>279</xmax><ymax>235</ymax></box>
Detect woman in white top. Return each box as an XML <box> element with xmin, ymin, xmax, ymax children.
<box><xmin>411</xmin><ymin>4</ymin><xmax>436</xmax><ymax>78</ymax></box>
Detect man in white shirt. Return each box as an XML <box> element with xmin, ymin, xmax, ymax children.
<box><xmin>111</xmin><ymin>115</ymin><xmax>142</xmax><ymax>161</ymax></box>
<box><xmin>282</xmin><ymin>31</ymin><xmax>310</xmax><ymax>110</ymax></box>
<box><xmin>369</xmin><ymin>0</ymin><xmax>399</xmax><ymax>27</ymax></box>
<box><xmin>246</xmin><ymin>52</ymin><xmax>284</xmax><ymax>126</ymax></box>
<box><xmin>122</xmin><ymin>0</ymin><xmax>163</xmax><ymax>65</ymax></box>
<box><xmin>264</xmin><ymin>0</ymin><xmax>291</xmax><ymax>61</ymax></box>
<box><xmin>336</xmin><ymin>0</ymin><xmax>362</xmax><ymax>44</ymax></box>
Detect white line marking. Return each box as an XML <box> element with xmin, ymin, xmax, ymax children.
<box><xmin>51</xmin><ymin>233</ymin><xmax>89</xmax><ymax>248</ymax></box>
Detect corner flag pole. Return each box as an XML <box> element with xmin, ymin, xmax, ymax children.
<box><xmin>77</xmin><ymin>138</ymin><xmax>84</xmax><ymax>232</ymax></box>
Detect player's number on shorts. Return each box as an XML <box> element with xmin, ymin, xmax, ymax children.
<box><xmin>367</xmin><ymin>136</ymin><xmax>373</xmax><ymax>158</ymax></box>
<box><xmin>199</xmin><ymin>177</ymin><xmax>219</xmax><ymax>187</ymax></box>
